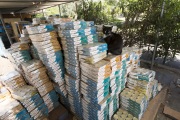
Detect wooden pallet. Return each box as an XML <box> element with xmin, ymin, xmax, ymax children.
<box><xmin>163</xmin><ymin>105</ymin><xmax>180</xmax><ymax>120</ymax></box>
<box><xmin>141</xmin><ymin>87</ymin><xmax>168</xmax><ymax>120</ymax></box>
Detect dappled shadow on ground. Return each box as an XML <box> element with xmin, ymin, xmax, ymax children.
<box><xmin>141</xmin><ymin>51</ymin><xmax>180</xmax><ymax>70</ymax></box>
<box><xmin>141</xmin><ymin>63</ymin><xmax>180</xmax><ymax>119</ymax></box>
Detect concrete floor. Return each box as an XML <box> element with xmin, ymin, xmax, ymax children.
<box><xmin>153</xmin><ymin>67</ymin><xmax>180</xmax><ymax>113</ymax></box>
<box><xmin>141</xmin><ymin>62</ymin><xmax>180</xmax><ymax>119</ymax></box>
<box><xmin>48</xmin><ymin>104</ymin><xmax>74</xmax><ymax>120</ymax></box>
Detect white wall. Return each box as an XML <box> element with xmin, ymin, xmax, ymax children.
<box><xmin>0</xmin><ymin>37</ymin><xmax>6</xmax><ymax>56</ymax></box>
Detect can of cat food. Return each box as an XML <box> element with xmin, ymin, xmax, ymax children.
<box><xmin>113</xmin><ymin>114</ymin><xmax>118</xmax><ymax>120</ymax></box>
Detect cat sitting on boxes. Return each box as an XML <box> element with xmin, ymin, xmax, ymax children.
<box><xmin>103</xmin><ymin>25</ymin><xmax>123</xmax><ymax>55</ymax></box>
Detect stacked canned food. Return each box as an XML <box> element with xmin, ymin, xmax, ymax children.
<box><xmin>113</xmin><ymin>108</ymin><xmax>138</xmax><ymax>120</ymax></box>
<box><xmin>1</xmin><ymin>71</ymin><xmax>49</xmax><ymax>119</ymax></box>
<box><xmin>120</xmin><ymin>88</ymin><xmax>148</xmax><ymax>120</ymax></box>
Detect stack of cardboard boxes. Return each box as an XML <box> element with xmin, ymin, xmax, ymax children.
<box><xmin>78</xmin><ymin>42</ymin><xmax>116</xmax><ymax>120</ymax></box>
<box><xmin>19</xmin><ymin>28</ymin><xmax>31</xmax><ymax>44</ymax></box>
<box><xmin>108</xmin><ymin>95</ymin><xmax>119</xmax><ymax>120</ymax></box>
<box><xmin>28</xmin><ymin>30</ymin><xmax>65</xmax><ymax>85</ymax></box>
<box><xmin>21</xmin><ymin>60</ymin><xmax>59</xmax><ymax>112</ymax></box>
<box><xmin>30</xmin><ymin>45</ymin><xmax>39</xmax><ymax>59</ymax></box>
<box><xmin>78</xmin><ymin>43</ymin><xmax>107</xmax><ymax>64</ymax></box>
<box><xmin>128</xmin><ymin>67</ymin><xmax>157</xmax><ymax>100</ymax></box>
<box><xmin>1</xmin><ymin>71</ymin><xmax>49</xmax><ymax>119</ymax></box>
<box><xmin>0</xmin><ymin>82</ymin><xmax>31</xmax><ymax>120</ymax></box>
<box><xmin>104</xmin><ymin>55</ymin><xmax>122</xmax><ymax>96</ymax></box>
<box><xmin>112</xmin><ymin>47</ymin><xmax>159</xmax><ymax>120</ymax></box>
<box><xmin>113</xmin><ymin>108</ymin><xmax>138</xmax><ymax>120</ymax></box>
<box><xmin>65</xmin><ymin>74</ymin><xmax>82</xmax><ymax>118</ymax></box>
<box><xmin>0</xmin><ymin>82</ymin><xmax>11</xmax><ymax>102</ymax></box>
<box><xmin>1</xmin><ymin>71</ymin><xmax>26</xmax><ymax>92</ymax></box>
<box><xmin>122</xmin><ymin>47</ymin><xmax>142</xmax><ymax>74</ymax></box>
<box><xmin>80</xmin><ymin>60</ymin><xmax>112</xmax><ymax>120</ymax></box>
<box><xmin>11</xmin><ymin>85</ymin><xmax>49</xmax><ymax>119</ymax></box>
<box><xmin>7</xmin><ymin>43</ymin><xmax>32</xmax><ymax>72</ymax></box>
<box><xmin>41</xmin><ymin>90</ymin><xmax>60</xmax><ymax>113</ymax></box>
<box><xmin>104</xmin><ymin>55</ymin><xmax>122</xmax><ymax>119</ymax></box>
<box><xmin>120</xmin><ymin>88</ymin><xmax>148</xmax><ymax>120</ymax></box>
<box><xmin>58</xmin><ymin>21</ymin><xmax>98</xmax><ymax>118</ymax></box>
<box><xmin>27</xmin><ymin>25</ymin><xmax>66</xmax><ymax>112</ymax></box>
<box><xmin>105</xmin><ymin>52</ymin><xmax>129</xmax><ymax>120</ymax></box>
<box><xmin>0</xmin><ymin>97</ymin><xmax>32</xmax><ymax>120</ymax></box>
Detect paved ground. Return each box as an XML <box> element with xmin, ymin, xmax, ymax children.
<box><xmin>48</xmin><ymin>104</ymin><xmax>74</xmax><ymax>120</ymax></box>
<box><xmin>141</xmin><ymin>51</ymin><xmax>180</xmax><ymax>69</ymax></box>
<box><xmin>141</xmin><ymin>62</ymin><xmax>180</xmax><ymax>119</ymax></box>
<box><xmin>155</xmin><ymin>68</ymin><xmax>180</xmax><ymax>120</ymax></box>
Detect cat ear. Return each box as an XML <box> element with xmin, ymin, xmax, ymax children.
<box><xmin>112</xmin><ymin>26</ymin><xmax>117</xmax><ymax>33</ymax></box>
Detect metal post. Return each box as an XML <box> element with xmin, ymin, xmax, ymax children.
<box><xmin>75</xmin><ymin>2</ymin><xmax>78</xmax><ymax>14</ymax></box>
<box><xmin>58</xmin><ymin>4</ymin><xmax>61</xmax><ymax>16</ymax></box>
<box><xmin>150</xmin><ymin>1</ymin><xmax>165</xmax><ymax>69</ymax></box>
<box><xmin>20</xmin><ymin>12</ymin><xmax>23</xmax><ymax>20</ymax></box>
<box><xmin>42</xmin><ymin>9</ymin><xmax>45</xmax><ymax>17</ymax></box>
<box><xmin>0</xmin><ymin>13</ymin><xmax>13</xmax><ymax>45</ymax></box>
<box><xmin>33</xmin><ymin>11</ymin><xmax>35</xmax><ymax>18</ymax></box>
<box><xmin>74</xmin><ymin>1</ymin><xmax>78</xmax><ymax>20</ymax></box>
<box><xmin>82</xmin><ymin>0</ymin><xmax>85</xmax><ymax>19</ymax></box>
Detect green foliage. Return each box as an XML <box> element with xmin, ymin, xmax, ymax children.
<box><xmin>77</xmin><ymin>0</ymin><xmax>108</xmax><ymax>24</ymax></box>
<box><xmin>60</xmin><ymin>3</ymin><xmax>76</xmax><ymax>18</ymax></box>
<box><xmin>44</xmin><ymin>6</ymin><xmax>59</xmax><ymax>16</ymax></box>
<box><xmin>34</xmin><ymin>13</ymin><xmax>43</xmax><ymax>18</ymax></box>
<box><xmin>34</xmin><ymin>3</ymin><xmax>76</xmax><ymax>18</ymax></box>
<box><xmin>33</xmin><ymin>0</ymin><xmax>179</xmax><ymax>63</ymax></box>
<box><xmin>119</xmin><ymin>0</ymin><xmax>180</xmax><ymax>63</ymax></box>
<box><xmin>76</xmin><ymin>0</ymin><xmax>124</xmax><ymax>26</ymax></box>
<box><xmin>77</xmin><ymin>0</ymin><xmax>180</xmax><ymax>63</ymax></box>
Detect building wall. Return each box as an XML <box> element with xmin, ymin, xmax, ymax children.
<box><xmin>2</xmin><ymin>13</ymin><xmax>31</xmax><ymax>20</ymax></box>
<box><xmin>0</xmin><ymin>36</ymin><xmax>6</xmax><ymax>56</ymax></box>
<box><xmin>2</xmin><ymin>13</ymin><xmax>32</xmax><ymax>41</ymax></box>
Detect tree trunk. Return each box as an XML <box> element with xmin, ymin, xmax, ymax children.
<box><xmin>148</xmin><ymin>44</ymin><xmax>150</xmax><ymax>52</ymax></box>
<box><xmin>172</xmin><ymin>49</ymin><xmax>176</xmax><ymax>59</ymax></box>
<box><xmin>163</xmin><ymin>51</ymin><xmax>168</xmax><ymax>64</ymax></box>
<box><xmin>82</xmin><ymin>0</ymin><xmax>85</xmax><ymax>20</ymax></box>
<box><xmin>140</xmin><ymin>40</ymin><xmax>142</xmax><ymax>48</ymax></box>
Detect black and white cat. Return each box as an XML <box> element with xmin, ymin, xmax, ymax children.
<box><xmin>103</xmin><ymin>25</ymin><xmax>123</xmax><ymax>55</ymax></box>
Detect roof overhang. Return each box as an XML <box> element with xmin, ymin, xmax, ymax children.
<box><xmin>0</xmin><ymin>0</ymin><xmax>78</xmax><ymax>14</ymax></box>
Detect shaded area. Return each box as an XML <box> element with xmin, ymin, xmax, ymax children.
<box><xmin>48</xmin><ymin>104</ymin><xmax>73</xmax><ymax>120</ymax></box>
<box><xmin>141</xmin><ymin>62</ymin><xmax>180</xmax><ymax>119</ymax></box>
<box><xmin>141</xmin><ymin>51</ymin><xmax>180</xmax><ymax>70</ymax></box>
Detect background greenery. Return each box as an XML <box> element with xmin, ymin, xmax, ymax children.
<box><xmin>77</xmin><ymin>0</ymin><xmax>180</xmax><ymax>64</ymax></box>
<box><xmin>34</xmin><ymin>0</ymin><xmax>180</xmax><ymax>64</ymax></box>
